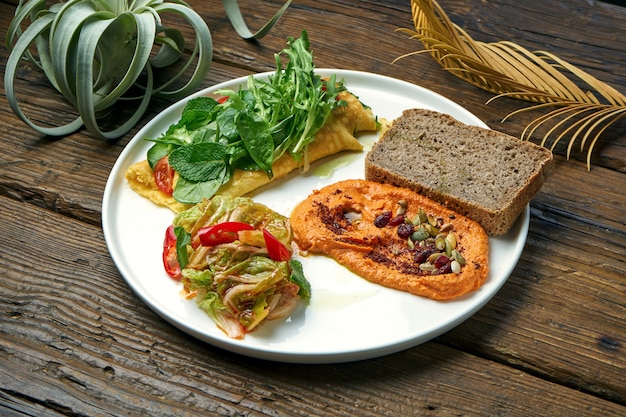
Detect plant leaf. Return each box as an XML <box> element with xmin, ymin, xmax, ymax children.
<box><xmin>5</xmin><ymin>0</ymin><xmax>289</xmax><ymax>139</ymax></box>
<box><xmin>222</xmin><ymin>0</ymin><xmax>292</xmax><ymax>40</ymax></box>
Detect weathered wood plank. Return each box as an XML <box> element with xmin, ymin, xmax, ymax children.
<box><xmin>438</xmin><ymin>156</ymin><xmax>626</xmax><ymax>402</ymax></box>
<box><xmin>2</xmin><ymin>0</ymin><xmax>624</xmax><ymax>172</ymax></box>
<box><xmin>1</xmin><ymin>169</ymin><xmax>624</xmax><ymax>415</ymax></box>
<box><xmin>1</xmin><ymin>0</ymin><xmax>625</xmax><ymax>415</ymax></box>
<box><xmin>0</xmin><ymin>201</ymin><xmax>624</xmax><ymax>416</ymax></box>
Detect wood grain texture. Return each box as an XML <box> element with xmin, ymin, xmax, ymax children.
<box><xmin>1</xmin><ymin>0</ymin><xmax>625</xmax><ymax>415</ymax></box>
<box><xmin>1</xmin><ymin>193</ymin><xmax>624</xmax><ymax>416</ymax></box>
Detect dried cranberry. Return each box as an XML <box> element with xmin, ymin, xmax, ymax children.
<box><xmin>374</xmin><ymin>211</ymin><xmax>392</xmax><ymax>228</ymax></box>
<box><xmin>434</xmin><ymin>255</ymin><xmax>452</xmax><ymax>273</ymax></box>
<box><xmin>397</xmin><ymin>222</ymin><xmax>414</xmax><ymax>239</ymax></box>
<box><xmin>388</xmin><ymin>215</ymin><xmax>405</xmax><ymax>227</ymax></box>
<box><xmin>414</xmin><ymin>247</ymin><xmax>435</xmax><ymax>264</ymax></box>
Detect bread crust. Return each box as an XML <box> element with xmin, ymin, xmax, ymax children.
<box><xmin>291</xmin><ymin>179</ymin><xmax>489</xmax><ymax>300</ymax></box>
<box><xmin>364</xmin><ymin>109</ymin><xmax>554</xmax><ymax>235</ymax></box>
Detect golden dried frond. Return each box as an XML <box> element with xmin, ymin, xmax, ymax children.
<box><xmin>395</xmin><ymin>0</ymin><xmax>626</xmax><ymax>169</ymax></box>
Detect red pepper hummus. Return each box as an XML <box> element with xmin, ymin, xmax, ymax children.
<box><xmin>290</xmin><ymin>180</ymin><xmax>489</xmax><ymax>300</ymax></box>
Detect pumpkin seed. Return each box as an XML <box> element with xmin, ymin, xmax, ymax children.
<box><xmin>422</xmin><ymin>224</ymin><xmax>431</xmax><ymax>235</ymax></box>
<box><xmin>411</xmin><ymin>227</ymin><xmax>430</xmax><ymax>242</ymax></box>
<box><xmin>418</xmin><ymin>207</ymin><xmax>428</xmax><ymax>224</ymax></box>
<box><xmin>444</xmin><ymin>238</ymin><xmax>453</xmax><ymax>257</ymax></box>
<box><xmin>427</xmin><ymin>252</ymin><xmax>446</xmax><ymax>263</ymax></box>
<box><xmin>445</xmin><ymin>232</ymin><xmax>457</xmax><ymax>250</ymax></box>
<box><xmin>435</xmin><ymin>235</ymin><xmax>446</xmax><ymax>251</ymax></box>
<box><xmin>451</xmin><ymin>249</ymin><xmax>466</xmax><ymax>266</ymax></box>
<box><xmin>419</xmin><ymin>262</ymin><xmax>435</xmax><ymax>272</ymax></box>
<box><xmin>451</xmin><ymin>260</ymin><xmax>461</xmax><ymax>274</ymax></box>
<box><xmin>396</xmin><ymin>199</ymin><xmax>408</xmax><ymax>216</ymax></box>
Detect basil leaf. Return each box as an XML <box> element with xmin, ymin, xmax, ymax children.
<box><xmin>169</xmin><ymin>142</ymin><xmax>228</xmax><ymax>182</ymax></box>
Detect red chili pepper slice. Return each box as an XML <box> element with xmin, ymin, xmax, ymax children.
<box><xmin>216</xmin><ymin>95</ymin><xmax>229</xmax><ymax>104</ymax></box>
<box><xmin>163</xmin><ymin>225</ymin><xmax>182</xmax><ymax>279</ymax></box>
<box><xmin>263</xmin><ymin>229</ymin><xmax>291</xmax><ymax>262</ymax></box>
<box><xmin>197</xmin><ymin>222</ymin><xmax>254</xmax><ymax>246</ymax></box>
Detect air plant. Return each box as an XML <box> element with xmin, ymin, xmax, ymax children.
<box><xmin>5</xmin><ymin>0</ymin><xmax>292</xmax><ymax>139</ymax></box>
<box><xmin>396</xmin><ymin>0</ymin><xmax>626</xmax><ymax>169</ymax></box>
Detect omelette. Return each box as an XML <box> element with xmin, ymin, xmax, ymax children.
<box><xmin>126</xmin><ymin>90</ymin><xmax>378</xmax><ymax>213</ymax></box>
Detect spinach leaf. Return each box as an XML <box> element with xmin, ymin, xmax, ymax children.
<box><xmin>173</xmin><ymin>176</ymin><xmax>227</xmax><ymax>205</ymax></box>
<box><xmin>236</xmin><ymin>110</ymin><xmax>274</xmax><ymax>177</ymax></box>
<box><xmin>216</xmin><ymin>107</ymin><xmax>240</xmax><ymax>141</ymax></box>
<box><xmin>147</xmin><ymin>141</ymin><xmax>172</xmax><ymax>169</ymax></box>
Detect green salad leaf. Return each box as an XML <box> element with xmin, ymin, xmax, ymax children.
<box><xmin>289</xmin><ymin>259</ymin><xmax>311</xmax><ymax>300</ymax></box>
<box><xmin>173</xmin><ymin>226</ymin><xmax>191</xmax><ymax>269</ymax></box>
<box><xmin>174</xmin><ymin>195</ymin><xmax>311</xmax><ymax>338</ymax></box>
<box><xmin>146</xmin><ymin>30</ymin><xmax>346</xmax><ymax>204</ymax></box>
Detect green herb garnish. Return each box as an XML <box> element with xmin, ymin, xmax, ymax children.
<box><xmin>146</xmin><ymin>30</ymin><xmax>346</xmax><ymax>204</ymax></box>
<box><xmin>173</xmin><ymin>226</ymin><xmax>191</xmax><ymax>269</ymax></box>
<box><xmin>289</xmin><ymin>259</ymin><xmax>311</xmax><ymax>300</ymax></box>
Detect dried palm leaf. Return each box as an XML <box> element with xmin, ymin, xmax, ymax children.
<box><xmin>395</xmin><ymin>0</ymin><xmax>626</xmax><ymax>169</ymax></box>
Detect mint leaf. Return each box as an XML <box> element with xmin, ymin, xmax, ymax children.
<box><xmin>177</xmin><ymin>97</ymin><xmax>219</xmax><ymax>131</ymax></box>
<box><xmin>169</xmin><ymin>143</ymin><xmax>228</xmax><ymax>182</ymax></box>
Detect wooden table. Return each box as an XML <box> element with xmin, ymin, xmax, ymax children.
<box><xmin>1</xmin><ymin>0</ymin><xmax>625</xmax><ymax>415</ymax></box>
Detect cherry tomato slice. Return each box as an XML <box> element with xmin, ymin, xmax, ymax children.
<box><xmin>197</xmin><ymin>222</ymin><xmax>254</xmax><ymax>246</ymax></box>
<box><xmin>154</xmin><ymin>155</ymin><xmax>175</xmax><ymax>196</ymax></box>
<box><xmin>263</xmin><ymin>229</ymin><xmax>291</xmax><ymax>262</ymax></box>
<box><xmin>163</xmin><ymin>225</ymin><xmax>182</xmax><ymax>279</ymax></box>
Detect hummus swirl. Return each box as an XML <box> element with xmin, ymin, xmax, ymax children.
<box><xmin>290</xmin><ymin>180</ymin><xmax>489</xmax><ymax>300</ymax></box>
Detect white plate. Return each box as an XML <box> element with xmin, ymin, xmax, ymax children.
<box><xmin>102</xmin><ymin>70</ymin><xmax>529</xmax><ymax>364</ymax></box>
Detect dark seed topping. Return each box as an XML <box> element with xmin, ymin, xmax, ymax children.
<box><xmin>374</xmin><ymin>211</ymin><xmax>392</xmax><ymax>228</ymax></box>
<box><xmin>388</xmin><ymin>214</ymin><xmax>405</xmax><ymax>227</ymax></box>
<box><xmin>397</xmin><ymin>222</ymin><xmax>414</xmax><ymax>239</ymax></box>
<box><xmin>372</xmin><ymin>201</ymin><xmax>463</xmax><ymax>276</ymax></box>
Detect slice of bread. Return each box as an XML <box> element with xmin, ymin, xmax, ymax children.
<box><xmin>364</xmin><ymin>108</ymin><xmax>554</xmax><ymax>236</ymax></box>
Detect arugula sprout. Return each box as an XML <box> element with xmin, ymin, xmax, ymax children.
<box><xmin>146</xmin><ymin>30</ymin><xmax>346</xmax><ymax>204</ymax></box>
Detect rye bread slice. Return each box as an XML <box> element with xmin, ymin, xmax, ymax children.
<box><xmin>364</xmin><ymin>108</ymin><xmax>554</xmax><ymax>236</ymax></box>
